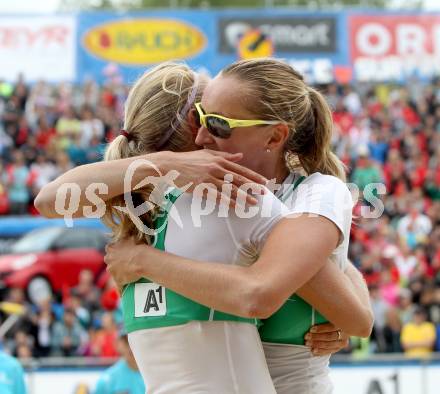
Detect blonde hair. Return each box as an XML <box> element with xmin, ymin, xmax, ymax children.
<box><xmin>222</xmin><ymin>58</ymin><xmax>346</xmax><ymax>181</ymax></box>
<box><xmin>102</xmin><ymin>62</ymin><xmax>206</xmax><ymax>244</ymax></box>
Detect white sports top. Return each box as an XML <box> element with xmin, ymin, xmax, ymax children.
<box><xmin>264</xmin><ymin>172</ymin><xmax>353</xmax><ymax>394</ymax></box>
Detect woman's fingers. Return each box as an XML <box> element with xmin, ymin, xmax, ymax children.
<box><xmin>203</xmin><ymin>149</ymin><xmax>244</xmax><ymax>162</ymax></box>
<box><xmin>309</xmin><ymin>343</ymin><xmax>349</xmax><ymax>357</ymax></box>
<box><xmin>209</xmin><ymin>179</ymin><xmax>259</xmax><ymax>208</ymax></box>
<box><xmin>306</xmin><ymin>330</ymin><xmax>345</xmax><ymax>343</ymax></box>
<box><xmin>221</xmin><ymin>159</ymin><xmax>268</xmax><ymax>185</ymax></box>
<box><xmin>304</xmin><ymin>324</ymin><xmax>349</xmax><ymax>356</ymax></box>
<box><xmin>305</xmin><ymin>336</ymin><xmax>350</xmax><ymax>357</ymax></box>
<box><xmin>203</xmin><ymin>149</ymin><xmax>268</xmax><ymax>185</ymax></box>
<box><xmin>309</xmin><ymin>323</ymin><xmax>339</xmax><ymax>334</ymax></box>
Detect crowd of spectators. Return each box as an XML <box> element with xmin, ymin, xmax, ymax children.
<box><xmin>0</xmin><ymin>70</ymin><xmax>126</xmax><ymax>215</ymax></box>
<box><xmin>0</xmin><ymin>270</ymin><xmax>121</xmax><ymax>360</ymax></box>
<box><xmin>331</xmin><ymin>80</ymin><xmax>440</xmax><ymax>357</ymax></box>
<box><xmin>0</xmin><ymin>69</ymin><xmax>440</xmax><ymax>359</ymax></box>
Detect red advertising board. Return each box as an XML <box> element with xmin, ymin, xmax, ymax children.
<box><xmin>349</xmin><ymin>15</ymin><xmax>440</xmax><ymax>81</ymax></box>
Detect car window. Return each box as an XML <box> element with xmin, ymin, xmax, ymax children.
<box><xmin>11</xmin><ymin>227</ymin><xmax>63</xmax><ymax>254</ymax></box>
<box><xmin>54</xmin><ymin>228</ymin><xmax>106</xmax><ymax>250</ymax></box>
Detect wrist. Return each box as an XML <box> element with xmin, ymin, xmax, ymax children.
<box><xmin>149</xmin><ymin>151</ymin><xmax>174</xmax><ymax>176</ymax></box>
<box><xmin>132</xmin><ymin>244</ymin><xmax>148</xmax><ymax>278</ymax></box>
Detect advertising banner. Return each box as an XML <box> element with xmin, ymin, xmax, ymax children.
<box><xmin>76</xmin><ymin>11</ymin><xmax>347</xmax><ymax>85</ymax></box>
<box><xmin>215</xmin><ymin>12</ymin><xmax>346</xmax><ymax>84</ymax></box>
<box><xmin>218</xmin><ymin>16</ymin><xmax>337</xmax><ymax>54</ymax></box>
<box><xmin>77</xmin><ymin>12</ymin><xmax>216</xmax><ymax>84</ymax></box>
<box><xmin>0</xmin><ymin>16</ymin><xmax>76</xmax><ymax>82</ymax></box>
<box><xmin>23</xmin><ymin>362</ymin><xmax>440</xmax><ymax>394</ymax></box>
<box><xmin>349</xmin><ymin>14</ymin><xmax>440</xmax><ymax>82</ymax></box>
<box><xmin>331</xmin><ymin>364</ymin><xmax>440</xmax><ymax>394</ymax></box>
<box><xmin>5</xmin><ymin>12</ymin><xmax>440</xmax><ymax>84</ymax></box>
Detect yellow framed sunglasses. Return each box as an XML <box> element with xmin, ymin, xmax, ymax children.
<box><xmin>194</xmin><ymin>102</ymin><xmax>280</xmax><ymax>139</ymax></box>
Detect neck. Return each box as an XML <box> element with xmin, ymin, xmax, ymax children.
<box><xmin>261</xmin><ymin>156</ymin><xmax>289</xmax><ymax>185</ymax></box>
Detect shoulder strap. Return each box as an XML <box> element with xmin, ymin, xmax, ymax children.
<box><xmin>280</xmin><ymin>175</ymin><xmax>306</xmax><ymax>203</ymax></box>
<box><xmin>152</xmin><ymin>188</ymin><xmax>182</xmax><ymax>250</ymax></box>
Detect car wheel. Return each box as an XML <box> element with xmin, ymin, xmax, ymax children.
<box><xmin>27</xmin><ymin>276</ymin><xmax>53</xmax><ymax>305</ymax></box>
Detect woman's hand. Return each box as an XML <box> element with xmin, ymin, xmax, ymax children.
<box><xmin>104</xmin><ymin>237</ymin><xmax>152</xmax><ymax>289</ymax></box>
<box><xmin>304</xmin><ymin>323</ymin><xmax>349</xmax><ymax>356</ymax></box>
<box><xmin>157</xmin><ymin>150</ymin><xmax>268</xmax><ymax>207</ymax></box>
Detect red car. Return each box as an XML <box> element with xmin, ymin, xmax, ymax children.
<box><xmin>0</xmin><ymin>226</ymin><xmax>108</xmax><ymax>304</ymax></box>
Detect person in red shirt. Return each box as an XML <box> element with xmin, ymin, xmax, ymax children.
<box><xmin>35</xmin><ymin>116</ymin><xmax>55</xmax><ymax>148</ymax></box>
<box><xmin>90</xmin><ymin>312</ymin><xmax>119</xmax><ymax>358</ymax></box>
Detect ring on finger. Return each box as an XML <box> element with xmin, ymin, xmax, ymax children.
<box><xmin>337</xmin><ymin>330</ymin><xmax>342</xmax><ymax>340</ymax></box>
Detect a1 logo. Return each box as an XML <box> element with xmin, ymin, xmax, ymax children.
<box><xmin>134</xmin><ymin>283</ymin><xmax>167</xmax><ymax>317</ymax></box>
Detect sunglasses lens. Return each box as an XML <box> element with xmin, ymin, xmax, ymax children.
<box><xmin>206</xmin><ymin>116</ymin><xmax>232</xmax><ymax>139</ymax></box>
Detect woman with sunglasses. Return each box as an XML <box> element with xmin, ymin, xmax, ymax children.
<box><xmin>37</xmin><ymin>60</ymin><xmax>372</xmax><ymax>393</ymax></box>
<box><xmin>104</xmin><ymin>59</ymin><xmax>372</xmax><ymax>394</ymax></box>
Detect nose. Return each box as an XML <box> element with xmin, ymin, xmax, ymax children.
<box><xmin>195</xmin><ymin>125</ymin><xmax>215</xmax><ymax>147</ymax></box>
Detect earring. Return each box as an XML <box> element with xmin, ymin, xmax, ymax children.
<box><xmin>266</xmin><ymin>148</ymin><xmax>271</xmax><ymax>153</ymax></box>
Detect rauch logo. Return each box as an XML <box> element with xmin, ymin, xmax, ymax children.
<box><xmin>82</xmin><ymin>19</ymin><xmax>206</xmax><ymax>64</ymax></box>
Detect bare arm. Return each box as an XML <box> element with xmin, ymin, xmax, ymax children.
<box><xmin>35</xmin><ymin>152</ymin><xmax>165</xmax><ymax>218</ymax></box>
<box><xmin>297</xmin><ymin>261</ymin><xmax>373</xmax><ymax>338</ymax></box>
<box><xmin>35</xmin><ymin>150</ymin><xmax>267</xmax><ymax>218</ymax></box>
<box><xmin>106</xmin><ymin>215</ymin><xmax>339</xmax><ymax>319</ymax></box>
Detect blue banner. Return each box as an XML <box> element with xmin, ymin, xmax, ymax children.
<box><xmin>76</xmin><ymin>10</ymin><xmax>347</xmax><ymax>84</ymax></box>
<box><xmin>77</xmin><ymin>11</ymin><xmax>217</xmax><ymax>84</ymax></box>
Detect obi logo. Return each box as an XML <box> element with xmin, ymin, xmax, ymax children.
<box><xmin>83</xmin><ymin>19</ymin><xmax>206</xmax><ymax>64</ymax></box>
<box><xmin>238</xmin><ymin>29</ymin><xmax>274</xmax><ymax>60</ymax></box>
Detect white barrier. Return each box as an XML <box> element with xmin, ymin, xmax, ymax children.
<box><xmin>23</xmin><ymin>357</ymin><xmax>440</xmax><ymax>394</ymax></box>
<box><xmin>331</xmin><ymin>364</ymin><xmax>440</xmax><ymax>394</ymax></box>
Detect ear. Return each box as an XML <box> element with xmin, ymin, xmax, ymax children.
<box><xmin>187</xmin><ymin>108</ymin><xmax>200</xmax><ymax>136</ymax></box>
<box><xmin>266</xmin><ymin>123</ymin><xmax>289</xmax><ymax>151</ymax></box>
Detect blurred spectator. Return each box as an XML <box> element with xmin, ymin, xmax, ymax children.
<box><xmin>2</xmin><ymin>288</ymin><xmax>32</xmax><ymax>337</ymax></box>
<box><xmin>369</xmin><ymin>285</ymin><xmax>388</xmax><ymax>352</ymax></box>
<box><xmin>89</xmin><ymin>312</ymin><xmax>118</xmax><ymax>358</ymax></box>
<box><xmin>16</xmin><ymin>344</ymin><xmax>33</xmax><ymax>362</ymax></box>
<box><xmin>383</xmin><ymin>307</ymin><xmax>403</xmax><ymax>353</ymax></box>
<box><xmin>92</xmin><ymin>332</ymin><xmax>144</xmax><ymax>394</ymax></box>
<box><xmin>397</xmin><ymin>206</ymin><xmax>432</xmax><ymax>250</ymax></box>
<box><xmin>0</xmin><ymin>160</ymin><xmax>9</xmax><ymax>214</ymax></box>
<box><xmin>100</xmin><ymin>277</ymin><xmax>120</xmax><ymax>312</ymax></box>
<box><xmin>3</xmin><ymin>95</ymin><xmax>21</xmax><ymax>139</ymax></box>
<box><xmin>67</xmin><ymin>294</ymin><xmax>91</xmax><ymax>329</ymax></box>
<box><xmin>51</xmin><ymin>308</ymin><xmax>88</xmax><ymax>357</ymax></box>
<box><xmin>53</xmin><ymin>150</ymin><xmax>74</xmax><ymax>178</ymax></box>
<box><xmin>351</xmin><ymin>146</ymin><xmax>383</xmax><ymax>199</ymax></box>
<box><xmin>5</xmin><ymin>151</ymin><xmax>31</xmax><ymax>215</ymax></box>
<box><xmin>12</xmin><ymin>331</ymin><xmax>34</xmax><ymax>359</ymax></box>
<box><xmin>29</xmin><ymin>298</ymin><xmax>56</xmax><ymax>358</ymax></box>
<box><xmin>71</xmin><ymin>270</ymin><xmax>101</xmax><ymax>313</ymax></box>
<box><xmin>29</xmin><ymin>153</ymin><xmax>57</xmax><ymax>193</ymax></box>
<box><xmin>398</xmin><ymin>288</ymin><xmax>416</xmax><ymax>325</ymax></box>
<box><xmin>79</xmin><ymin>106</ymin><xmax>104</xmax><ymax>148</ymax></box>
<box><xmin>55</xmin><ymin>106</ymin><xmax>81</xmax><ymax>150</ymax></box>
<box><xmin>34</xmin><ymin>116</ymin><xmax>55</xmax><ymax>149</ymax></box>
<box><xmin>401</xmin><ymin>306</ymin><xmax>436</xmax><ymax>358</ymax></box>
<box><xmin>0</xmin><ymin>350</ymin><xmax>27</xmax><ymax>394</ymax></box>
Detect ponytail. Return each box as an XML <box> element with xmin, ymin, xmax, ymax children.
<box><xmin>104</xmin><ymin>134</ymin><xmax>131</xmax><ymax>162</ymax></box>
<box><xmin>305</xmin><ymin>87</ymin><xmax>346</xmax><ymax>181</ymax></box>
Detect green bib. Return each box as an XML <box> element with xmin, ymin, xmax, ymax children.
<box><xmin>122</xmin><ymin>190</ymin><xmax>257</xmax><ymax>334</ymax></box>
<box><xmin>259</xmin><ymin>175</ymin><xmax>329</xmax><ymax>345</ymax></box>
